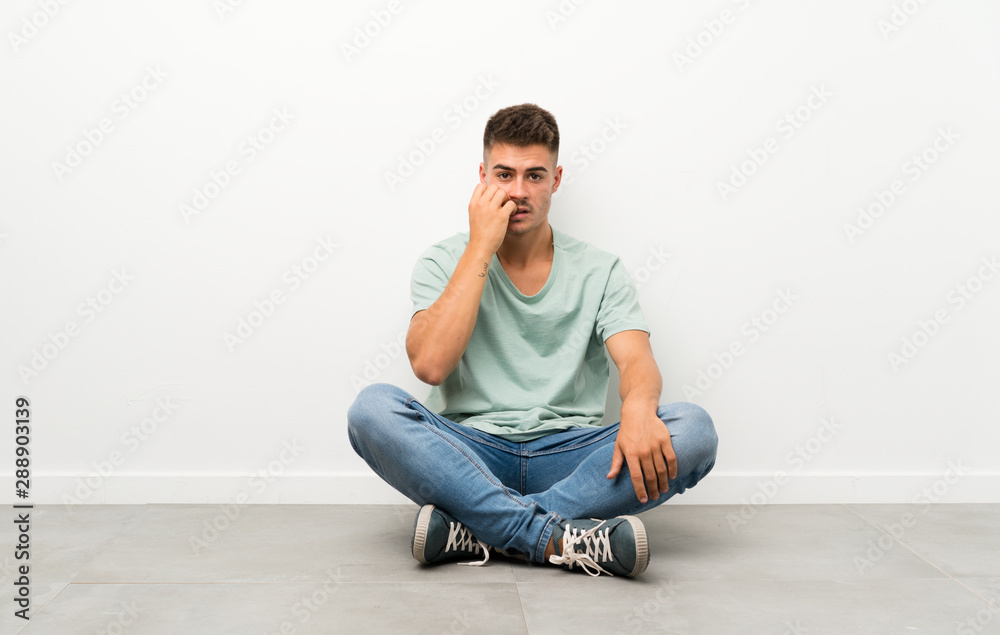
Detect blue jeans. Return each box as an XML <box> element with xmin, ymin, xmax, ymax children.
<box><xmin>347</xmin><ymin>383</ymin><xmax>718</xmax><ymax>564</ymax></box>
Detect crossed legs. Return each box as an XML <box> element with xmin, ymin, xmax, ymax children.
<box><xmin>347</xmin><ymin>383</ymin><xmax>718</xmax><ymax>565</ymax></box>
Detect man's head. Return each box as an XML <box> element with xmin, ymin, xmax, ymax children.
<box><xmin>483</xmin><ymin>103</ymin><xmax>560</xmax><ymax>167</ymax></box>
<box><xmin>480</xmin><ymin>104</ymin><xmax>563</xmax><ymax>238</ymax></box>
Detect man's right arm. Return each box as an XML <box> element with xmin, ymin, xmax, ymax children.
<box><xmin>406</xmin><ymin>183</ymin><xmax>515</xmax><ymax>386</ymax></box>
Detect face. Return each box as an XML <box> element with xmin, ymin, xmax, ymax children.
<box><xmin>480</xmin><ymin>143</ymin><xmax>562</xmax><ymax>238</ymax></box>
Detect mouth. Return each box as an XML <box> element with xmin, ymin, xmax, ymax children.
<box><xmin>511</xmin><ymin>208</ymin><xmax>530</xmax><ymax>219</ymax></box>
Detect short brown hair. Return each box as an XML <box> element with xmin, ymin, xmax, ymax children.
<box><xmin>483</xmin><ymin>103</ymin><xmax>559</xmax><ymax>164</ymax></box>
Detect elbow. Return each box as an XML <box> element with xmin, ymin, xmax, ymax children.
<box><xmin>406</xmin><ymin>321</ymin><xmax>452</xmax><ymax>386</ymax></box>
<box><xmin>411</xmin><ymin>359</ymin><xmax>446</xmax><ymax>386</ymax></box>
<box><xmin>407</xmin><ymin>347</ymin><xmax>448</xmax><ymax>387</ymax></box>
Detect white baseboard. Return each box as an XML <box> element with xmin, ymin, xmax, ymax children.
<box><xmin>3</xmin><ymin>471</ymin><xmax>998</xmax><ymax>505</ymax></box>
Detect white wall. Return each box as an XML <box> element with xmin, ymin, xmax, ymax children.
<box><xmin>2</xmin><ymin>0</ymin><xmax>998</xmax><ymax>506</ymax></box>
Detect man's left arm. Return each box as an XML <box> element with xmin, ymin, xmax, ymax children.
<box><xmin>605</xmin><ymin>329</ymin><xmax>677</xmax><ymax>504</ymax></box>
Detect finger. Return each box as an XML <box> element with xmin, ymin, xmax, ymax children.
<box><xmin>627</xmin><ymin>456</ymin><xmax>648</xmax><ymax>504</ymax></box>
<box><xmin>490</xmin><ymin>190</ymin><xmax>510</xmax><ymax>211</ymax></box>
<box><xmin>479</xmin><ymin>183</ymin><xmax>498</xmax><ymax>204</ymax></box>
<box><xmin>471</xmin><ymin>182</ymin><xmax>486</xmax><ymax>201</ymax></box>
<box><xmin>642</xmin><ymin>455</ymin><xmax>659</xmax><ymax>501</ymax></box>
<box><xmin>653</xmin><ymin>452</ymin><xmax>669</xmax><ymax>494</ymax></box>
<box><xmin>663</xmin><ymin>439</ymin><xmax>678</xmax><ymax>480</ymax></box>
<box><xmin>501</xmin><ymin>200</ymin><xmax>517</xmax><ymax>215</ymax></box>
<box><xmin>607</xmin><ymin>444</ymin><xmax>623</xmax><ymax>479</ymax></box>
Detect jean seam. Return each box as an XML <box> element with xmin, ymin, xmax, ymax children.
<box><xmin>406</xmin><ymin>396</ymin><xmax>524</xmax><ymax>455</ymax></box>
<box><xmin>522</xmin><ymin>425</ymin><xmax>619</xmax><ymax>457</ymax></box>
<box><xmin>536</xmin><ymin>513</ymin><xmax>561</xmax><ymax>563</ymax></box>
<box><xmin>520</xmin><ymin>448</ymin><xmax>527</xmax><ymax>495</ymax></box>
<box><xmin>404</xmin><ymin>396</ymin><xmax>530</xmax><ymax>509</ymax></box>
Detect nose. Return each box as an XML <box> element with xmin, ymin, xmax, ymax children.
<box><xmin>505</xmin><ymin>176</ymin><xmax>527</xmax><ymax>202</ymax></box>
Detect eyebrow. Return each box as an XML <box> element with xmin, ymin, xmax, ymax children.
<box><xmin>492</xmin><ymin>164</ymin><xmax>549</xmax><ymax>174</ymax></box>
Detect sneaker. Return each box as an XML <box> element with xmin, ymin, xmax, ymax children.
<box><xmin>411</xmin><ymin>504</ymin><xmax>490</xmax><ymax>566</ymax></box>
<box><xmin>548</xmin><ymin>515</ymin><xmax>648</xmax><ymax>577</ymax></box>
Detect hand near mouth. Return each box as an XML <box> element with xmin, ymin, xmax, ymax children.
<box><xmin>468</xmin><ymin>183</ymin><xmax>517</xmax><ymax>254</ymax></box>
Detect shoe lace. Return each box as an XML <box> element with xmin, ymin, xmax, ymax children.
<box><xmin>446</xmin><ymin>521</ymin><xmax>490</xmax><ymax>567</ymax></box>
<box><xmin>548</xmin><ymin>521</ymin><xmax>613</xmax><ymax>577</ymax></box>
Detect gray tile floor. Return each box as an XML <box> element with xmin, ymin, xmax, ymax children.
<box><xmin>2</xmin><ymin>504</ymin><xmax>998</xmax><ymax>634</ymax></box>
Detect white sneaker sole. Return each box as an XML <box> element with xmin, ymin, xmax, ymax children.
<box><xmin>412</xmin><ymin>504</ymin><xmax>436</xmax><ymax>564</ymax></box>
<box><xmin>622</xmin><ymin>515</ymin><xmax>649</xmax><ymax>577</ymax></box>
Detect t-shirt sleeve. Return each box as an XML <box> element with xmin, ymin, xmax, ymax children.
<box><xmin>595</xmin><ymin>256</ymin><xmax>650</xmax><ymax>343</ymax></box>
<box><xmin>410</xmin><ymin>245</ymin><xmax>455</xmax><ymax>318</ymax></box>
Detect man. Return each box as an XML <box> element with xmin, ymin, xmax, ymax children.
<box><xmin>348</xmin><ymin>104</ymin><xmax>718</xmax><ymax>577</ymax></box>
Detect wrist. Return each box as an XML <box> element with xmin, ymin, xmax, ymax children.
<box><xmin>620</xmin><ymin>397</ymin><xmax>659</xmax><ymax>419</ymax></box>
<box><xmin>465</xmin><ymin>240</ymin><xmax>497</xmax><ymax>261</ymax></box>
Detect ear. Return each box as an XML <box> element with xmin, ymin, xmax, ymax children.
<box><xmin>479</xmin><ymin>162</ymin><xmax>487</xmax><ymax>184</ymax></box>
<box><xmin>551</xmin><ymin>165</ymin><xmax>563</xmax><ymax>193</ymax></box>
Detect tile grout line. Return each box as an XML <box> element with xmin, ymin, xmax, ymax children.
<box><xmin>840</xmin><ymin>503</ymin><xmax>1000</xmax><ymax>611</ymax></box>
<box><xmin>68</xmin><ymin>579</ymin><xmax>523</xmax><ymax>585</ymax></box>
<box><xmin>512</xmin><ymin>571</ymin><xmax>531</xmax><ymax>635</ymax></box>
<box><xmin>17</xmin><ymin>580</ymin><xmax>72</xmax><ymax>634</ymax></box>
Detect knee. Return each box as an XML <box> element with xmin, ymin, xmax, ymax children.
<box><xmin>347</xmin><ymin>382</ymin><xmax>409</xmax><ymax>441</ymax></box>
<box><xmin>667</xmin><ymin>402</ymin><xmax>718</xmax><ymax>466</ymax></box>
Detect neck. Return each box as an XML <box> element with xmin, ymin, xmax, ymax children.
<box><xmin>497</xmin><ymin>224</ymin><xmax>553</xmax><ymax>268</ymax></box>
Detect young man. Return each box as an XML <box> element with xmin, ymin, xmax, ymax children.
<box><xmin>348</xmin><ymin>104</ymin><xmax>718</xmax><ymax>577</ymax></box>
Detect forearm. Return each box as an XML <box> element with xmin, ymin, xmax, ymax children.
<box><xmin>406</xmin><ymin>242</ymin><xmax>494</xmax><ymax>385</ymax></box>
<box><xmin>618</xmin><ymin>354</ymin><xmax>662</xmax><ymax>420</ymax></box>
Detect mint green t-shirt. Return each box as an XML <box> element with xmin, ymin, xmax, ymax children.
<box><xmin>409</xmin><ymin>226</ymin><xmax>649</xmax><ymax>441</ymax></box>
